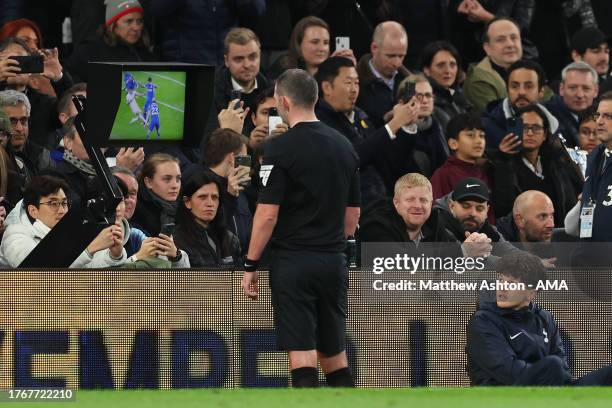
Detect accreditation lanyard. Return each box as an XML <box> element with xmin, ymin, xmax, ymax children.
<box><xmin>581</xmin><ymin>151</ymin><xmax>611</xmax><ymax>238</ymax></box>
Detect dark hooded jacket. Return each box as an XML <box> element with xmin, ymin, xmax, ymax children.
<box><xmin>466</xmin><ymin>300</ymin><xmax>570</xmax><ymax>385</ymax></box>
<box><xmin>174</xmin><ymin>220</ymin><xmax>241</xmax><ymax>268</ymax></box>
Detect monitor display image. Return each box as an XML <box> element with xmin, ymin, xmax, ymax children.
<box><xmin>109</xmin><ymin>70</ymin><xmax>186</xmax><ymax>141</ymax></box>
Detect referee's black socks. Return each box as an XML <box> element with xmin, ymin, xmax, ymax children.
<box><xmin>325</xmin><ymin>367</ymin><xmax>355</xmax><ymax>387</ymax></box>
<box><xmin>291</xmin><ymin>367</ymin><xmax>319</xmax><ymax>388</ymax></box>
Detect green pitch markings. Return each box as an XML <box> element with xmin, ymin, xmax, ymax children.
<box><xmin>110</xmin><ymin>71</ymin><xmax>186</xmax><ymax>141</ymax></box>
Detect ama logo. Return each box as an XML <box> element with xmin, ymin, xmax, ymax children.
<box><xmin>259</xmin><ymin>165</ymin><xmax>274</xmax><ymax>186</ymax></box>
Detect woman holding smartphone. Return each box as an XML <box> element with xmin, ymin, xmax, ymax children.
<box><xmin>269</xmin><ymin>16</ymin><xmax>355</xmax><ymax>79</ymax></box>
<box><xmin>492</xmin><ymin>104</ymin><xmax>583</xmax><ymax>224</ymax></box>
<box><xmin>113</xmin><ymin>175</ymin><xmax>189</xmax><ymax>267</ymax></box>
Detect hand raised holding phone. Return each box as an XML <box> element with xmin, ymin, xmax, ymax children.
<box><xmin>267</xmin><ymin>107</ymin><xmax>284</xmax><ymax>136</ymax></box>
<box><xmin>0</xmin><ymin>56</ymin><xmax>21</xmax><ymax>81</ymax></box>
<box><xmin>228</xmin><ymin>160</ymin><xmax>251</xmax><ymax>196</ymax></box>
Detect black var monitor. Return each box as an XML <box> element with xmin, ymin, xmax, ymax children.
<box><xmin>86</xmin><ymin>62</ymin><xmax>214</xmax><ymax>148</ymax></box>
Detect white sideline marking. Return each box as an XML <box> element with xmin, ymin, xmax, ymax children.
<box><xmin>143</xmin><ymin>71</ymin><xmax>186</xmax><ymax>87</ymax></box>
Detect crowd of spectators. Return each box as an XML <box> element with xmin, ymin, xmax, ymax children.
<box><xmin>0</xmin><ymin>0</ymin><xmax>612</xmax><ymax>269</ymax></box>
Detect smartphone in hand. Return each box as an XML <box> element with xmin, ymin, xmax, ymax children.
<box><xmin>230</xmin><ymin>90</ymin><xmax>242</xmax><ymax>110</ymax></box>
<box><xmin>10</xmin><ymin>55</ymin><xmax>44</xmax><ymax>74</ymax></box>
<box><xmin>160</xmin><ymin>223</ymin><xmax>175</xmax><ymax>237</ymax></box>
<box><xmin>507</xmin><ymin>117</ymin><xmax>524</xmax><ymax>151</ymax></box>
<box><xmin>335</xmin><ymin>37</ymin><xmax>350</xmax><ymax>51</ymax></box>
<box><xmin>268</xmin><ymin>107</ymin><xmax>283</xmax><ymax>136</ymax></box>
<box><xmin>234</xmin><ymin>155</ymin><xmax>252</xmax><ymax>187</ymax></box>
<box><xmin>402</xmin><ymin>82</ymin><xmax>416</xmax><ymax>104</ymax></box>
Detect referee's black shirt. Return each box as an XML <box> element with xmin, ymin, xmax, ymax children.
<box><xmin>258</xmin><ymin>121</ymin><xmax>361</xmax><ymax>253</ymax></box>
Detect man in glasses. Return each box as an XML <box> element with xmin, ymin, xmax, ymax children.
<box><xmin>0</xmin><ymin>89</ymin><xmax>54</xmax><ymax>185</ymax></box>
<box><xmin>0</xmin><ymin>107</ymin><xmax>10</xmax><ymax>148</ymax></box>
<box><xmin>0</xmin><ymin>175</ymin><xmax>126</xmax><ymax>268</ymax></box>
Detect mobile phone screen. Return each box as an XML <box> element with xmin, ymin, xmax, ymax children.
<box><xmin>268</xmin><ymin>107</ymin><xmax>283</xmax><ymax>136</ymax></box>
<box><xmin>10</xmin><ymin>55</ymin><xmax>44</xmax><ymax>74</ymax></box>
<box><xmin>160</xmin><ymin>223</ymin><xmax>175</xmax><ymax>236</ymax></box>
<box><xmin>335</xmin><ymin>37</ymin><xmax>350</xmax><ymax>51</ymax></box>
<box><xmin>230</xmin><ymin>90</ymin><xmax>242</xmax><ymax>109</ymax></box>
<box><xmin>507</xmin><ymin>117</ymin><xmax>524</xmax><ymax>140</ymax></box>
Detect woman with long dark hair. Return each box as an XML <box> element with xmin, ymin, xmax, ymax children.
<box><xmin>174</xmin><ymin>171</ymin><xmax>241</xmax><ymax>268</ymax></box>
<box><xmin>492</xmin><ymin>103</ymin><xmax>583</xmax><ymax>225</ymax></box>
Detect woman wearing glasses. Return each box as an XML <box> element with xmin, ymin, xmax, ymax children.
<box><xmin>0</xmin><ymin>175</ymin><xmax>127</xmax><ymax>268</ymax></box>
<box><xmin>492</xmin><ymin>104</ymin><xmax>583</xmax><ymax>225</ymax></box>
<box><xmin>564</xmin><ymin>107</ymin><xmax>601</xmax><ymax>177</ymax></box>
<box><xmin>378</xmin><ymin>74</ymin><xmax>449</xmax><ymax>188</ymax></box>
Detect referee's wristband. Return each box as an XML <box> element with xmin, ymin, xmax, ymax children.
<box><xmin>244</xmin><ymin>258</ymin><xmax>259</xmax><ymax>272</ymax></box>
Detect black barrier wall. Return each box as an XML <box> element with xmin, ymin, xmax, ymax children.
<box><xmin>0</xmin><ymin>269</ymin><xmax>610</xmax><ymax>388</ymax></box>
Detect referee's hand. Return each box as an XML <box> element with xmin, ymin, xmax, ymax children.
<box><xmin>241</xmin><ymin>271</ymin><xmax>259</xmax><ymax>300</ymax></box>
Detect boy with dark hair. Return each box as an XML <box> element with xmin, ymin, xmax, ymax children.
<box><xmin>199</xmin><ymin>128</ymin><xmax>252</xmax><ymax>254</ymax></box>
<box><xmin>466</xmin><ymin>252</ymin><xmax>612</xmax><ymax>385</ymax></box>
<box><xmin>570</xmin><ymin>27</ymin><xmax>609</xmax><ymax>87</ymax></box>
<box><xmin>248</xmin><ymin>86</ymin><xmax>288</xmax><ymax>149</ymax></box>
<box><xmin>431</xmin><ymin>113</ymin><xmax>492</xmax><ymax>205</ymax></box>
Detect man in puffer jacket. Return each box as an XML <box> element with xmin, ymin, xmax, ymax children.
<box><xmin>0</xmin><ymin>175</ymin><xmax>126</xmax><ymax>268</ymax></box>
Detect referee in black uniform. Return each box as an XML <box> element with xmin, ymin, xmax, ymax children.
<box><xmin>241</xmin><ymin>68</ymin><xmax>361</xmax><ymax>388</ymax></box>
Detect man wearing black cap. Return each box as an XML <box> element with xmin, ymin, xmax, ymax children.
<box><xmin>570</xmin><ymin>27</ymin><xmax>610</xmax><ymax>89</ymax></box>
<box><xmin>435</xmin><ymin>177</ymin><xmax>520</xmax><ymax>264</ymax></box>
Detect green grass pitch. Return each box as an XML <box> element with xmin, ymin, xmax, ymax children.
<box><xmin>11</xmin><ymin>388</ymin><xmax>612</xmax><ymax>408</ymax></box>
<box><xmin>110</xmin><ymin>71</ymin><xmax>186</xmax><ymax>141</ymax></box>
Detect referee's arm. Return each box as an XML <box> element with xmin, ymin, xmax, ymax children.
<box><xmin>345</xmin><ymin>207</ymin><xmax>360</xmax><ymax>238</ymax></box>
<box><xmin>246</xmin><ymin>204</ymin><xmax>278</xmax><ymax>262</ymax></box>
<box><xmin>241</xmin><ymin>204</ymin><xmax>278</xmax><ymax>300</ymax></box>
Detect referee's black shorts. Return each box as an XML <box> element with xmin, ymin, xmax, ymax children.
<box><xmin>269</xmin><ymin>249</ymin><xmax>348</xmax><ymax>355</ymax></box>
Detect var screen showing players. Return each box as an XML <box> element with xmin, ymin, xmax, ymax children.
<box><xmin>110</xmin><ymin>71</ymin><xmax>186</xmax><ymax>141</ymax></box>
